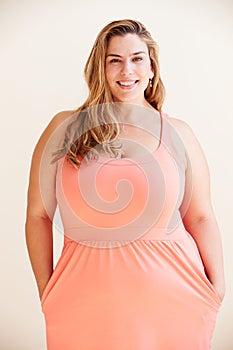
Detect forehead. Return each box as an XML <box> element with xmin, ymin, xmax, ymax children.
<box><xmin>106</xmin><ymin>33</ymin><xmax>148</xmax><ymax>55</ymax></box>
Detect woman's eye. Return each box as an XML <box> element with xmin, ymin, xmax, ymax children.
<box><xmin>109</xmin><ymin>58</ymin><xmax>121</xmax><ymax>63</ymax></box>
<box><xmin>133</xmin><ymin>56</ymin><xmax>143</xmax><ymax>62</ymax></box>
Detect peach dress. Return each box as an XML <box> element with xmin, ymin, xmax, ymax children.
<box><xmin>41</xmin><ymin>112</ymin><xmax>222</xmax><ymax>350</ymax></box>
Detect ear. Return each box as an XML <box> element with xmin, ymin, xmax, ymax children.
<box><xmin>150</xmin><ymin>63</ymin><xmax>154</xmax><ymax>79</ymax></box>
<box><xmin>150</xmin><ymin>72</ymin><xmax>154</xmax><ymax>80</ymax></box>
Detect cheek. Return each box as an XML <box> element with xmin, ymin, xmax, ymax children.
<box><xmin>138</xmin><ymin>63</ymin><xmax>152</xmax><ymax>76</ymax></box>
<box><xmin>105</xmin><ymin>67</ymin><xmax>115</xmax><ymax>84</ymax></box>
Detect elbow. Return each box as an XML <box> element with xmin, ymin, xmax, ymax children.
<box><xmin>183</xmin><ymin>210</ymin><xmax>216</xmax><ymax>231</ymax></box>
<box><xmin>25</xmin><ymin>214</ymin><xmax>52</xmax><ymax>237</ymax></box>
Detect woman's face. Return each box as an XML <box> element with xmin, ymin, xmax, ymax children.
<box><xmin>105</xmin><ymin>34</ymin><xmax>154</xmax><ymax>106</ymax></box>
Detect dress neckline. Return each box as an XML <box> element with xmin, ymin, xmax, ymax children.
<box><xmin>94</xmin><ymin>111</ymin><xmax>164</xmax><ymax>166</ymax></box>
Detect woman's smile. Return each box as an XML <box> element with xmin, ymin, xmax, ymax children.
<box><xmin>116</xmin><ymin>79</ymin><xmax>139</xmax><ymax>88</ymax></box>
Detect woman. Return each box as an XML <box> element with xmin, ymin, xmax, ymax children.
<box><xmin>25</xmin><ymin>19</ymin><xmax>225</xmax><ymax>349</ymax></box>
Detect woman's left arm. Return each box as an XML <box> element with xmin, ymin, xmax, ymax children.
<box><xmin>172</xmin><ymin>117</ymin><xmax>226</xmax><ymax>302</ymax></box>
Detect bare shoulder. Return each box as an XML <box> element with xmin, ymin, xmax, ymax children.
<box><xmin>166</xmin><ymin>115</ymin><xmax>193</xmax><ymax>137</ymax></box>
<box><xmin>32</xmin><ymin>109</ymin><xmax>76</xmax><ymax>160</ymax></box>
<box><xmin>166</xmin><ymin>114</ymin><xmax>208</xmax><ymax>171</ymax></box>
<box><xmin>48</xmin><ymin>109</ymin><xmax>77</xmax><ymax>130</ymax></box>
<box><xmin>38</xmin><ymin>109</ymin><xmax>77</xmax><ymax>143</ymax></box>
<box><xmin>165</xmin><ymin>115</ymin><xmax>198</xmax><ymax>148</ymax></box>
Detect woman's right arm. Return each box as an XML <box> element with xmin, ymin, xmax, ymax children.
<box><xmin>25</xmin><ymin>110</ymin><xmax>75</xmax><ymax>300</ymax></box>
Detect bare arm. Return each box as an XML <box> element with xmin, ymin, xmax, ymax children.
<box><xmin>172</xmin><ymin>117</ymin><xmax>226</xmax><ymax>302</ymax></box>
<box><xmin>25</xmin><ymin>110</ymin><xmax>75</xmax><ymax>300</ymax></box>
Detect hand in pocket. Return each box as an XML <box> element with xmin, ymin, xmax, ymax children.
<box><xmin>38</xmin><ymin>275</ymin><xmax>53</xmax><ymax>302</ymax></box>
<box><xmin>211</xmin><ymin>282</ymin><xmax>226</xmax><ymax>303</ymax></box>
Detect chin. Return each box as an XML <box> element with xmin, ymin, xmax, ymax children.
<box><xmin>112</xmin><ymin>95</ymin><xmax>143</xmax><ymax>105</ymax></box>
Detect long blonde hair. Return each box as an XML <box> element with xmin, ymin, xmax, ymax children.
<box><xmin>53</xmin><ymin>19</ymin><xmax>166</xmax><ymax>168</ymax></box>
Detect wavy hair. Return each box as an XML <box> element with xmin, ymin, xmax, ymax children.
<box><xmin>52</xmin><ymin>19</ymin><xmax>166</xmax><ymax>168</ymax></box>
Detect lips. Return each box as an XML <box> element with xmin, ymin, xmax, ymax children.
<box><xmin>117</xmin><ymin>80</ymin><xmax>139</xmax><ymax>87</ymax></box>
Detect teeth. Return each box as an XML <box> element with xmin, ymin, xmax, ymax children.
<box><xmin>118</xmin><ymin>81</ymin><xmax>137</xmax><ymax>86</ymax></box>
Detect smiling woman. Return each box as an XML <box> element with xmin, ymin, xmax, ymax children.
<box><xmin>105</xmin><ymin>35</ymin><xmax>154</xmax><ymax>106</ymax></box>
<box><xmin>25</xmin><ymin>18</ymin><xmax>225</xmax><ymax>350</ymax></box>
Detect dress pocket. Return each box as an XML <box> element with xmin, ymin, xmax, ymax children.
<box><xmin>40</xmin><ymin>240</ymin><xmax>75</xmax><ymax>311</ymax></box>
<box><xmin>40</xmin><ymin>264</ymin><xmax>61</xmax><ymax>310</ymax></box>
<box><xmin>202</xmin><ymin>272</ymin><xmax>222</xmax><ymax>306</ymax></box>
<box><xmin>185</xmin><ymin>232</ymin><xmax>222</xmax><ymax>306</ymax></box>
<box><xmin>40</xmin><ymin>274</ymin><xmax>54</xmax><ymax>306</ymax></box>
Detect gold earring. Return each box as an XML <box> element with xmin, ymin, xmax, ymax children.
<box><xmin>149</xmin><ymin>78</ymin><xmax>153</xmax><ymax>88</ymax></box>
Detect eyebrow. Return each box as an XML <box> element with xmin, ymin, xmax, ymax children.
<box><xmin>106</xmin><ymin>51</ymin><xmax>147</xmax><ymax>58</ymax></box>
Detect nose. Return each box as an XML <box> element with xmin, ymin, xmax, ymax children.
<box><xmin>120</xmin><ymin>59</ymin><xmax>133</xmax><ymax>75</ymax></box>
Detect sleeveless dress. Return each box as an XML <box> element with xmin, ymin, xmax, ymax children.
<box><xmin>40</xmin><ymin>112</ymin><xmax>222</xmax><ymax>350</ymax></box>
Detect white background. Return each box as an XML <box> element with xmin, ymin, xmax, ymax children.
<box><xmin>0</xmin><ymin>0</ymin><xmax>232</xmax><ymax>349</ymax></box>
